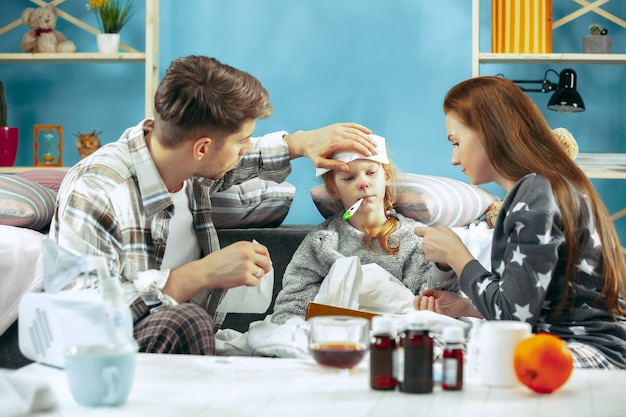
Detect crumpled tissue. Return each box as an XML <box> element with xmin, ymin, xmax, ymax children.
<box><xmin>0</xmin><ymin>371</ymin><xmax>57</xmax><ymax>417</ymax></box>
<box><xmin>216</xmin><ymin>240</ymin><xmax>274</xmax><ymax>314</ymax></box>
<box><xmin>313</xmin><ymin>256</ymin><xmax>362</xmax><ymax>310</ymax></box>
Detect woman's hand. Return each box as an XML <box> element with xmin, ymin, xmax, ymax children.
<box><xmin>413</xmin><ymin>288</ymin><xmax>482</xmax><ymax>319</ymax></box>
<box><xmin>414</xmin><ymin>226</ymin><xmax>474</xmax><ymax>275</ymax></box>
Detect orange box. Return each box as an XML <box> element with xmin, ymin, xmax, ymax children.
<box><xmin>305</xmin><ymin>302</ymin><xmax>380</xmax><ymax>322</ymax></box>
<box><xmin>492</xmin><ymin>0</ymin><xmax>552</xmax><ymax>53</ymax></box>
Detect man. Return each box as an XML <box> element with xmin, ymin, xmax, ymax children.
<box><xmin>49</xmin><ymin>55</ymin><xmax>377</xmax><ymax>355</ymax></box>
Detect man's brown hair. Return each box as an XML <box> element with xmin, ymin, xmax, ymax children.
<box><xmin>153</xmin><ymin>55</ymin><xmax>272</xmax><ymax>148</ymax></box>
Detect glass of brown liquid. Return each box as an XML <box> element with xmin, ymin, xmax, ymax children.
<box><xmin>306</xmin><ymin>316</ymin><xmax>370</xmax><ymax>372</ymax></box>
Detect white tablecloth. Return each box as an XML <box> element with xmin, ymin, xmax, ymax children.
<box><xmin>9</xmin><ymin>354</ymin><xmax>626</xmax><ymax>417</ymax></box>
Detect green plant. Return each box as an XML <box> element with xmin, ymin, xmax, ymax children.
<box><xmin>589</xmin><ymin>24</ymin><xmax>601</xmax><ymax>35</ymax></box>
<box><xmin>86</xmin><ymin>0</ymin><xmax>133</xmax><ymax>33</ymax></box>
<box><xmin>0</xmin><ymin>80</ymin><xmax>7</xmax><ymax>127</ymax></box>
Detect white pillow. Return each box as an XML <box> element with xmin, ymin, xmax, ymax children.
<box><xmin>0</xmin><ymin>225</ymin><xmax>45</xmax><ymax>335</ymax></box>
<box><xmin>311</xmin><ymin>173</ymin><xmax>499</xmax><ymax>227</ymax></box>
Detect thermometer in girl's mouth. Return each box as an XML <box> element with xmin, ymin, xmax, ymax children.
<box><xmin>342</xmin><ymin>198</ymin><xmax>364</xmax><ymax>220</ymax></box>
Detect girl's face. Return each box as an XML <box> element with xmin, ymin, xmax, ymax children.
<box><xmin>332</xmin><ymin>159</ymin><xmax>389</xmax><ymax>220</ymax></box>
<box><xmin>445</xmin><ymin>111</ymin><xmax>498</xmax><ymax>186</ymax></box>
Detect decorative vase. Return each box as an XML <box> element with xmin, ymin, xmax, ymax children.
<box><xmin>97</xmin><ymin>33</ymin><xmax>120</xmax><ymax>54</ymax></box>
<box><xmin>0</xmin><ymin>126</ymin><xmax>19</xmax><ymax>167</ymax></box>
<box><xmin>582</xmin><ymin>35</ymin><xmax>612</xmax><ymax>53</ymax></box>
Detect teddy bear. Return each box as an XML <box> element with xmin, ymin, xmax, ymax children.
<box><xmin>484</xmin><ymin>127</ymin><xmax>579</xmax><ymax>228</ymax></box>
<box><xmin>21</xmin><ymin>5</ymin><xmax>76</xmax><ymax>53</ymax></box>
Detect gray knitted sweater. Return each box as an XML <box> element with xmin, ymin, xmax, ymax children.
<box><xmin>271</xmin><ymin>213</ymin><xmax>458</xmax><ymax>324</ymax></box>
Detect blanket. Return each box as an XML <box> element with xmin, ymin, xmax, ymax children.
<box><xmin>216</xmin><ymin>222</ymin><xmax>493</xmax><ymax>357</ymax></box>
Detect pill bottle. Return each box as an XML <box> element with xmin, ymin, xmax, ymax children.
<box><xmin>370</xmin><ymin>316</ymin><xmax>397</xmax><ymax>390</ymax></box>
<box><xmin>398</xmin><ymin>311</ymin><xmax>433</xmax><ymax>394</ymax></box>
<box><xmin>441</xmin><ymin>326</ymin><xmax>465</xmax><ymax>390</ymax></box>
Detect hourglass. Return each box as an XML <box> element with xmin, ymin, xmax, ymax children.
<box><xmin>34</xmin><ymin>125</ymin><xmax>63</xmax><ymax>166</ymax></box>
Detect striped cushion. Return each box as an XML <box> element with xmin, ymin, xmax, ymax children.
<box><xmin>15</xmin><ymin>168</ymin><xmax>68</xmax><ymax>192</ymax></box>
<box><xmin>311</xmin><ymin>173</ymin><xmax>500</xmax><ymax>227</ymax></box>
<box><xmin>0</xmin><ymin>175</ymin><xmax>57</xmax><ymax>231</ymax></box>
<box><xmin>211</xmin><ymin>178</ymin><xmax>295</xmax><ymax>229</ymax></box>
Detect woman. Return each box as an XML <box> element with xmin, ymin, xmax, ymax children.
<box><xmin>271</xmin><ymin>135</ymin><xmax>457</xmax><ymax>324</ymax></box>
<box><xmin>414</xmin><ymin>76</ymin><xmax>626</xmax><ymax>369</ymax></box>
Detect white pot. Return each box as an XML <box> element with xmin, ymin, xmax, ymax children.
<box><xmin>97</xmin><ymin>33</ymin><xmax>120</xmax><ymax>54</ymax></box>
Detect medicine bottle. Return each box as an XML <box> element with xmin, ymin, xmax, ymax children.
<box><xmin>441</xmin><ymin>327</ymin><xmax>465</xmax><ymax>391</ymax></box>
<box><xmin>370</xmin><ymin>316</ymin><xmax>397</xmax><ymax>390</ymax></box>
<box><xmin>398</xmin><ymin>311</ymin><xmax>433</xmax><ymax>394</ymax></box>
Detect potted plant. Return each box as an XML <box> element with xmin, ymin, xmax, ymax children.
<box><xmin>0</xmin><ymin>80</ymin><xmax>19</xmax><ymax>167</ymax></box>
<box><xmin>583</xmin><ymin>24</ymin><xmax>612</xmax><ymax>53</ymax></box>
<box><xmin>86</xmin><ymin>0</ymin><xmax>134</xmax><ymax>53</ymax></box>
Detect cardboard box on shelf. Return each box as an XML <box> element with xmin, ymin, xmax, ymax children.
<box><xmin>492</xmin><ymin>0</ymin><xmax>552</xmax><ymax>53</ymax></box>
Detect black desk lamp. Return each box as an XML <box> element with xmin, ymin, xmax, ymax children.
<box><xmin>510</xmin><ymin>68</ymin><xmax>585</xmax><ymax>113</ymax></box>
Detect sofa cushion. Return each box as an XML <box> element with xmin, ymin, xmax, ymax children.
<box><xmin>15</xmin><ymin>168</ymin><xmax>68</xmax><ymax>192</ymax></box>
<box><xmin>211</xmin><ymin>178</ymin><xmax>296</xmax><ymax>229</ymax></box>
<box><xmin>311</xmin><ymin>173</ymin><xmax>499</xmax><ymax>227</ymax></box>
<box><xmin>0</xmin><ymin>175</ymin><xmax>56</xmax><ymax>231</ymax></box>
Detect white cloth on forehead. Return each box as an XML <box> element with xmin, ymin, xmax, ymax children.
<box><xmin>315</xmin><ymin>134</ymin><xmax>390</xmax><ymax>177</ymax></box>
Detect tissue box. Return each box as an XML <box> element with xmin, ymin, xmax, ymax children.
<box><xmin>491</xmin><ymin>0</ymin><xmax>552</xmax><ymax>53</ymax></box>
<box><xmin>305</xmin><ymin>301</ymin><xmax>380</xmax><ymax>321</ymax></box>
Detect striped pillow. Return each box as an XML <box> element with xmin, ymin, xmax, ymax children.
<box><xmin>0</xmin><ymin>175</ymin><xmax>57</xmax><ymax>231</ymax></box>
<box><xmin>15</xmin><ymin>168</ymin><xmax>68</xmax><ymax>192</ymax></box>
<box><xmin>311</xmin><ymin>173</ymin><xmax>500</xmax><ymax>227</ymax></box>
<box><xmin>211</xmin><ymin>178</ymin><xmax>296</xmax><ymax>229</ymax></box>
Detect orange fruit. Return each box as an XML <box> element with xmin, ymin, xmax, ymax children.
<box><xmin>513</xmin><ymin>333</ymin><xmax>574</xmax><ymax>394</ymax></box>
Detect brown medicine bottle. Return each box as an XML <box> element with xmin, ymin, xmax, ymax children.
<box><xmin>441</xmin><ymin>327</ymin><xmax>464</xmax><ymax>391</ymax></box>
<box><xmin>369</xmin><ymin>316</ymin><xmax>397</xmax><ymax>390</ymax></box>
<box><xmin>398</xmin><ymin>312</ymin><xmax>433</xmax><ymax>394</ymax></box>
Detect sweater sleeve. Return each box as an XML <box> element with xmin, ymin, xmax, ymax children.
<box><xmin>460</xmin><ymin>175</ymin><xmax>562</xmax><ymax>325</ymax></box>
<box><xmin>394</xmin><ymin>217</ymin><xmax>459</xmax><ymax>294</ymax></box>
<box><xmin>270</xmin><ymin>223</ymin><xmax>343</xmax><ymax>324</ymax></box>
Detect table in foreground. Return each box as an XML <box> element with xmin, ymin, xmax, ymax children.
<box><xmin>13</xmin><ymin>354</ymin><xmax>626</xmax><ymax>417</ymax></box>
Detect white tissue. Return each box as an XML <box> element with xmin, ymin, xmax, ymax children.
<box><xmin>216</xmin><ymin>241</ymin><xmax>274</xmax><ymax>314</ymax></box>
<box><xmin>358</xmin><ymin>263</ymin><xmax>415</xmax><ymax>313</ymax></box>
<box><xmin>314</xmin><ymin>256</ymin><xmax>362</xmax><ymax>310</ymax></box>
<box><xmin>0</xmin><ymin>371</ymin><xmax>57</xmax><ymax>417</ymax></box>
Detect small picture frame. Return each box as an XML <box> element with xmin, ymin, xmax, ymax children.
<box><xmin>34</xmin><ymin>125</ymin><xmax>63</xmax><ymax>167</ymax></box>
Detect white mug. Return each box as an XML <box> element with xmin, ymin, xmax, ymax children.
<box><xmin>479</xmin><ymin>320</ymin><xmax>532</xmax><ymax>387</ymax></box>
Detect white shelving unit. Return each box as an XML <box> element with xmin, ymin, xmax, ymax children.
<box><xmin>0</xmin><ymin>0</ymin><xmax>159</xmax><ymax>119</ymax></box>
<box><xmin>471</xmin><ymin>0</ymin><xmax>626</xmax><ymax>77</ymax></box>
<box><xmin>471</xmin><ymin>0</ymin><xmax>626</xmax><ymax>252</ymax></box>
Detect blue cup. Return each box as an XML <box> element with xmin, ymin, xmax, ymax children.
<box><xmin>64</xmin><ymin>344</ymin><xmax>137</xmax><ymax>407</ymax></box>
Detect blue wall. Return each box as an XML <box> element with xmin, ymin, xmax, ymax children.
<box><xmin>1</xmin><ymin>1</ymin><xmax>624</xmax><ymax>242</ymax></box>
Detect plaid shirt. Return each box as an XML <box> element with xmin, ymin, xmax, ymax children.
<box><xmin>50</xmin><ymin>120</ymin><xmax>291</xmax><ymax>328</ymax></box>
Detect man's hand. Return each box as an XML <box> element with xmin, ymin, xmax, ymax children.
<box><xmin>283</xmin><ymin>123</ymin><xmax>376</xmax><ymax>171</ymax></box>
<box><xmin>413</xmin><ymin>289</ymin><xmax>482</xmax><ymax>319</ymax></box>
<box><xmin>164</xmin><ymin>241</ymin><xmax>271</xmax><ymax>303</ymax></box>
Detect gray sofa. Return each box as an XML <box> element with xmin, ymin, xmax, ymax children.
<box><xmin>0</xmin><ymin>225</ymin><xmax>313</xmax><ymax>369</ymax></box>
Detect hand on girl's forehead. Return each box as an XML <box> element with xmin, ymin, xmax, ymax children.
<box><xmin>316</xmin><ymin>134</ymin><xmax>390</xmax><ymax>177</ymax></box>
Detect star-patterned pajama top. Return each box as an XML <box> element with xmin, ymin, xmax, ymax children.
<box><xmin>460</xmin><ymin>174</ymin><xmax>626</xmax><ymax>368</ymax></box>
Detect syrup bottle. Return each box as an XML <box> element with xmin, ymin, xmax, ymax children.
<box><xmin>370</xmin><ymin>316</ymin><xmax>397</xmax><ymax>390</ymax></box>
<box><xmin>441</xmin><ymin>327</ymin><xmax>465</xmax><ymax>390</ymax></box>
<box><xmin>398</xmin><ymin>311</ymin><xmax>433</xmax><ymax>394</ymax></box>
